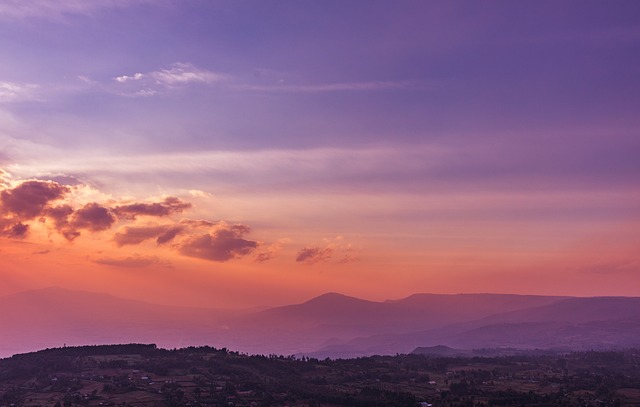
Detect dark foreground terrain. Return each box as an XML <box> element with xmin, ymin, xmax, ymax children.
<box><xmin>1</xmin><ymin>344</ymin><xmax>639</xmax><ymax>407</ymax></box>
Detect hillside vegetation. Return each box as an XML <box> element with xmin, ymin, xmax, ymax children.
<box><xmin>1</xmin><ymin>344</ymin><xmax>640</xmax><ymax>407</ymax></box>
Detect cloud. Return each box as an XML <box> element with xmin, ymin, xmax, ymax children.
<box><xmin>44</xmin><ymin>204</ymin><xmax>76</xmax><ymax>239</ymax></box>
<box><xmin>113</xmin><ymin>225</ymin><xmax>176</xmax><ymax>246</ymax></box>
<box><xmin>0</xmin><ymin>82</ymin><xmax>40</xmax><ymax>103</ymax></box>
<box><xmin>296</xmin><ymin>236</ymin><xmax>360</xmax><ymax>265</ymax></box>
<box><xmin>69</xmin><ymin>202</ymin><xmax>116</xmax><ymax>231</ymax></box>
<box><xmin>178</xmin><ymin>219</ymin><xmax>218</xmax><ymax>228</ymax></box>
<box><xmin>93</xmin><ymin>255</ymin><xmax>165</xmax><ymax>268</ymax></box>
<box><xmin>0</xmin><ymin>0</ymin><xmax>157</xmax><ymax>19</ymax></box>
<box><xmin>114</xmin><ymin>222</ymin><xmax>260</xmax><ymax>262</ymax></box>
<box><xmin>0</xmin><ymin>170</ymin><xmax>270</xmax><ymax>264</ymax></box>
<box><xmin>0</xmin><ymin>169</ymin><xmax>10</xmax><ymax>188</ymax></box>
<box><xmin>236</xmin><ymin>80</ymin><xmax>414</xmax><ymax>93</ymax></box>
<box><xmin>3</xmin><ymin>222</ymin><xmax>29</xmax><ymax>238</ymax></box>
<box><xmin>295</xmin><ymin>246</ymin><xmax>333</xmax><ymax>265</ymax></box>
<box><xmin>338</xmin><ymin>253</ymin><xmax>360</xmax><ymax>264</ymax></box>
<box><xmin>0</xmin><ymin>178</ymin><xmax>193</xmax><ymax>242</ymax></box>
<box><xmin>579</xmin><ymin>260</ymin><xmax>639</xmax><ymax>275</ymax></box>
<box><xmin>150</xmin><ymin>63</ymin><xmax>226</xmax><ymax>86</ymax></box>
<box><xmin>44</xmin><ymin>202</ymin><xmax>115</xmax><ymax>240</ymax></box>
<box><xmin>254</xmin><ymin>238</ymin><xmax>289</xmax><ymax>262</ymax></box>
<box><xmin>114</xmin><ymin>73</ymin><xmax>143</xmax><ymax>83</ymax></box>
<box><xmin>110</xmin><ymin>63</ymin><xmax>227</xmax><ymax>97</ymax></box>
<box><xmin>179</xmin><ymin>225</ymin><xmax>257</xmax><ymax>262</ymax></box>
<box><xmin>113</xmin><ymin>196</ymin><xmax>191</xmax><ymax>220</ymax></box>
<box><xmin>0</xmin><ymin>180</ymin><xmax>69</xmax><ymax>219</ymax></box>
<box><xmin>156</xmin><ymin>226</ymin><xmax>183</xmax><ymax>244</ymax></box>
<box><xmin>254</xmin><ymin>251</ymin><xmax>275</xmax><ymax>263</ymax></box>
<box><xmin>11</xmin><ymin>145</ymin><xmax>446</xmax><ymax>191</ymax></box>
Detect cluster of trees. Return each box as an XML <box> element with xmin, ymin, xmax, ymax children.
<box><xmin>1</xmin><ymin>345</ymin><xmax>639</xmax><ymax>406</ymax></box>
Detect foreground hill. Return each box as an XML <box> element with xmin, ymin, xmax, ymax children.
<box><xmin>1</xmin><ymin>344</ymin><xmax>639</xmax><ymax>407</ymax></box>
<box><xmin>2</xmin><ymin>288</ymin><xmax>640</xmax><ymax>358</ymax></box>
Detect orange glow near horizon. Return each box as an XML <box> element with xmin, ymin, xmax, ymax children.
<box><xmin>2</xmin><ymin>208</ymin><xmax>639</xmax><ymax>308</ymax></box>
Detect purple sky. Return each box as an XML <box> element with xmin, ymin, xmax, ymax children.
<box><xmin>0</xmin><ymin>1</ymin><xmax>639</xmax><ymax>305</ymax></box>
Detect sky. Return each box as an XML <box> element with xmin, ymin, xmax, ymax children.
<box><xmin>0</xmin><ymin>0</ymin><xmax>639</xmax><ymax>308</ymax></box>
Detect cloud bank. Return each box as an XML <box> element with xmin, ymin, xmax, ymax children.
<box><xmin>0</xmin><ymin>172</ymin><xmax>261</xmax><ymax>263</ymax></box>
<box><xmin>0</xmin><ymin>170</ymin><xmax>359</xmax><ymax>266</ymax></box>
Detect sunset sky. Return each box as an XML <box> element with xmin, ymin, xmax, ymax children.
<box><xmin>1</xmin><ymin>0</ymin><xmax>639</xmax><ymax>308</ymax></box>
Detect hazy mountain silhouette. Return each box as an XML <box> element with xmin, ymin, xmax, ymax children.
<box><xmin>3</xmin><ymin>288</ymin><xmax>640</xmax><ymax>358</ymax></box>
<box><xmin>218</xmin><ymin>292</ymin><xmax>570</xmax><ymax>355</ymax></box>
<box><xmin>303</xmin><ymin>297</ymin><xmax>640</xmax><ymax>357</ymax></box>
<box><xmin>412</xmin><ymin>345</ymin><xmax>473</xmax><ymax>357</ymax></box>
<box><xmin>0</xmin><ymin>287</ymin><xmax>236</xmax><ymax>357</ymax></box>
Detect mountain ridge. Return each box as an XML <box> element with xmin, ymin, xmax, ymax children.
<box><xmin>2</xmin><ymin>287</ymin><xmax>640</xmax><ymax>359</ymax></box>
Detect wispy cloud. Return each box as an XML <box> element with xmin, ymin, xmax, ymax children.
<box><xmin>110</xmin><ymin>63</ymin><xmax>227</xmax><ymax>97</ymax></box>
<box><xmin>296</xmin><ymin>236</ymin><xmax>360</xmax><ymax>266</ymax></box>
<box><xmin>1</xmin><ymin>63</ymin><xmax>416</xmax><ymax>104</ymax></box>
<box><xmin>94</xmin><ymin>254</ymin><xmax>168</xmax><ymax>268</ymax></box>
<box><xmin>113</xmin><ymin>197</ymin><xmax>191</xmax><ymax>220</ymax></box>
<box><xmin>0</xmin><ymin>0</ymin><xmax>157</xmax><ymax>19</ymax></box>
<box><xmin>150</xmin><ymin>63</ymin><xmax>226</xmax><ymax>86</ymax></box>
<box><xmin>114</xmin><ymin>73</ymin><xmax>143</xmax><ymax>83</ymax></box>
<box><xmin>235</xmin><ymin>80</ymin><xmax>415</xmax><ymax>93</ymax></box>
<box><xmin>6</xmin><ymin>145</ymin><xmax>446</xmax><ymax>186</ymax></box>
<box><xmin>254</xmin><ymin>238</ymin><xmax>290</xmax><ymax>263</ymax></box>
<box><xmin>295</xmin><ymin>246</ymin><xmax>333</xmax><ymax>265</ymax></box>
<box><xmin>0</xmin><ymin>82</ymin><xmax>40</xmax><ymax>103</ymax></box>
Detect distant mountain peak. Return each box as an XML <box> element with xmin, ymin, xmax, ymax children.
<box><xmin>303</xmin><ymin>292</ymin><xmax>367</xmax><ymax>304</ymax></box>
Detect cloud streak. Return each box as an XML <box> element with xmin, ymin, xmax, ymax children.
<box><xmin>0</xmin><ymin>82</ymin><xmax>40</xmax><ymax>103</ymax></box>
<box><xmin>296</xmin><ymin>236</ymin><xmax>360</xmax><ymax>266</ymax></box>
<box><xmin>114</xmin><ymin>225</ymin><xmax>183</xmax><ymax>247</ymax></box>
<box><xmin>110</xmin><ymin>63</ymin><xmax>228</xmax><ymax>97</ymax></box>
<box><xmin>150</xmin><ymin>63</ymin><xmax>226</xmax><ymax>86</ymax></box>
<box><xmin>235</xmin><ymin>80</ymin><xmax>416</xmax><ymax>93</ymax></box>
<box><xmin>0</xmin><ymin>0</ymin><xmax>157</xmax><ymax>19</ymax></box>
<box><xmin>6</xmin><ymin>145</ymin><xmax>447</xmax><ymax>189</ymax></box>
<box><xmin>94</xmin><ymin>255</ymin><xmax>166</xmax><ymax>268</ymax></box>
<box><xmin>113</xmin><ymin>197</ymin><xmax>191</xmax><ymax>220</ymax></box>
<box><xmin>296</xmin><ymin>246</ymin><xmax>333</xmax><ymax>265</ymax></box>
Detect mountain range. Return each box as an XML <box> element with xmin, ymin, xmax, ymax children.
<box><xmin>1</xmin><ymin>287</ymin><xmax>639</xmax><ymax>358</ymax></box>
